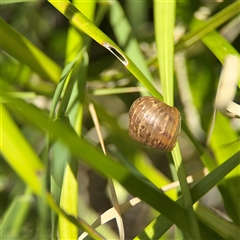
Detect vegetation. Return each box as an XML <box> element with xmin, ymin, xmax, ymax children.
<box><xmin>1</xmin><ymin>0</ymin><xmax>239</xmax><ymax>239</ymax></box>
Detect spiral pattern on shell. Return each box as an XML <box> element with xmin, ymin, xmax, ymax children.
<box><xmin>128</xmin><ymin>96</ymin><xmax>181</xmax><ymax>151</ymax></box>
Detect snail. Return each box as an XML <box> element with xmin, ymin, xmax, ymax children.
<box><xmin>128</xmin><ymin>96</ymin><xmax>181</xmax><ymax>151</ymax></box>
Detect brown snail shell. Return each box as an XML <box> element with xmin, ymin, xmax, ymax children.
<box><xmin>128</xmin><ymin>96</ymin><xmax>181</xmax><ymax>151</ymax></box>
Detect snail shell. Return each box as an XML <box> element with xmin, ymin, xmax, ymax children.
<box><xmin>128</xmin><ymin>96</ymin><xmax>181</xmax><ymax>151</ymax></box>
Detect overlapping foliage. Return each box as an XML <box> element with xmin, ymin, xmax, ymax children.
<box><xmin>1</xmin><ymin>1</ymin><xmax>239</xmax><ymax>239</ymax></box>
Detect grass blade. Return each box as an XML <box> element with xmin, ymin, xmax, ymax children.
<box><xmin>2</xmin><ymin>91</ymin><xmax>193</xmax><ymax>235</ymax></box>
<box><xmin>47</xmin><ymin>0</ymin><xmax>161</xmax><ymax>99</ymax></box>
<box><xmin>136</xmin><ymin>151</ymin><xmax>240</xmax><ymax>239</ymax></box>
<box><xmin>154</xmin><ymin>1</ymin><xmax>200</xmax><ymax>238</ymax></box>
<box><xmin>175</xmin><ymin>1</ymin><xmax>240</xmax><ymax>52</ymax></box>
<box><xmin>0</xmin><ymin>104</ymin><xmax>44</xmax><ymax>195</ymax></box>
<box><xmin>0</xmin><ymin>188</ymin><xmax>33</xmax><ymax>238</ymax></box>
<box><xmin>0</xmin><ymin>18</ymin><xmax>61</xmax><ymax>83</ymax></box>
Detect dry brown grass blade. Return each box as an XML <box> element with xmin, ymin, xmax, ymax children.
<box><xmin>79</xmin><ymin>168</ymin><xmax>208</xmax><ymax>239</ymax></box>
<box><xmin>87</xmin><ymin>102</ymin><xmax>125</xmax><ymax>240</ymax></box>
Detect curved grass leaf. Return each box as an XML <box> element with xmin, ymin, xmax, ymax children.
<box><xmin>2</xmin><ymin>91</ymin><xmax>193</xmax><ymax>236</ymax></box>
<box><xmin>0</xmin><ymin>188</ymin><xmax>33</xmax><ymax>238</ymax></box>
<box><xmin>109</xmin><ymin>1</ymin><xmax>155</xmax><ymax>85</ymax></box>
<box><xmin>154</xmin><ymin>1</ymin><xmax>200</xmax><ymax>238</ymax></box>
<box><xmin>1</xmin><ymin>104</ymin><xmax>44</xmax><ymax>195</ymax></box>
<box><xmin>136</xmin><ymin>151</ymin><xmax>240</xmax><ymax>239</ymax></box>
<box><xmin>57</xmin><ymin>2</ymin><xmax>96</xmax><ymax>237</ymax></box>
<box><xmin>190</xmin><ymin>17</ymin><xmax>240</xmax><ymax>87</ymax></box>
<box><xmin>147</xmin><ymin>1</ymin><xmax>240</xmax><ymax>66</ymax></box>
<box><xmin>175</xmin><ymin>1</ymin><xmax>240</xmax><ymax>52</ymax></box>
<box><xmin>209</xmin><ymin>113</ymin><xmax>240</xmax><ymax>225</ymax></box>
<box><xmin>47</xmin><ymin>0</ymin><xmax>161</xmax><ymax>100</ymax></box>
<box><xmin>0</xmin><ymin>99</ymin><xmax>105</xmax><ymax>239</ymax></box>
<box><xmin>195</xmin><ymin>203</ymin><xmax>240</xmax><ymax>239</ymax></box>
<box><xmin>0</xmin><ymin>18</ymin><xmax>61</xmax><ymax>83</ymax></box>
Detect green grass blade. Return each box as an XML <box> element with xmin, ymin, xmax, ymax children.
<box><xmin>136</xmin><ymin>151</ymin><xmax>240</xmax><ymax>239</ymax></box>
<box><xmin>58</xmin><ymin>1</ymin><xmax>96</xmax><ymax>236</ymax></box>
<box><xmin>47</xmin><ymin>0</ymin><xmax>161</xmax><ymax>99</ymax></box>
<box><xmin>49</xmin><ymin>53</ymin><xmax>85</xmax><ymax>238</ymax></box>
<box><xmin>181</xmin><ymin>121</ymin><xmax>217</xmax><ymax>171</ymax></box>
<box><xmin>107</xmin><ymin>1</ymin><xmax>176</xmax><ymax>202</ymax></box>
<box><xmin>175</xmin><ymin>1</ymin><xmax>240</xmax><ymax>52</ymax></box>
<box><xmin>1</xmin><ymin>96</ymin><xmax>104</xmax><ymax>239</ymax></box>
<box><xmin>65</xmin><ymin>0</ymin><xmax>96</xmax><ymax>63</ymax></box>
<box><xmin>49</xmin><ymin>55</ymin><xmax>84</xmax><ymax>238</ymax></box>
<box><xmin>201</xmin><ymin>30</ymin><xmax>239</xmax><ymax>65</ymax></box>
<box><xmin>51</xmin><ymin>141</ymin><xmax>70</xmax><ymax>238</ymax></box>
<box><xmin>3</xmin><ymin>93</ymin><xmax>194</xmax><ymax>235</ymax></box>
<box><xmin>2</xmin><ymin>2</ymin><xmax>239</xmax><ymax>239</ymax></box>
<box><xmin>92</xmin><ymin>101</ymin><xmax>176</xmax><ymax>200</ymax></box>
<box><xmin>49</xmin><ymin>51</ymin><xmax>88</xmax><ymax>237</ymax></box>
<box><xmin>109</xmin><ymin>1</ymin><xmax>154</xmax><ymax>84</ymax></box>
<box><xmin>154</xmin><ymin>0</ymin><xmax>175</xmax><ymax>105</ymax></box>
<box><xmin>0</xmin><ymin>0</ymin><xmax>37</xmax><ymax>4</ymax></box>
<box><xmin>0</xmin><ymin>188</ymin><xmax>32</xmax><ymax>238</ymax></box>
<box><xmin>0</xmin><ymin>104</ymin><xmax>44</xmax><ymax>195</ymax></box>
<box><xmin>46</xmin><ymin>193</ymin><xmax>105</xmax><ymax>239</ymax></box>
<box><xmin>148</xmin><ymin>1</ymin><xmax>240</xmax><ymax>66</ymax></box>
<box><xmin>209</xmin><ymin>113</ymin><xmax>240</xmax><ymax>225</ymax></box>
<box><xmin>90</xmin><ymin>86</ymin><xmax>147</xmax><ymax>95</ymax></box>
<box><xmin>195</xmin><ymin>203</ymin><xmax>240</xmax><ymax>239</ymax></box>
<box><xmin>190</xmin><ymin>17</ymin><xmax>240</xmax><ymax>75</ymax></box>
<box><xmin>58</xmin><ymin>161</ymin><xmax>78</xmax><ymax>239</ymax></box>
<box><xmin>154</xmin><ymin>1</ymin><xmax>200</xmax><ymax>238</ymax></box>
<box><xmin>0</xmin><ymin>18</ymin><xmax>61</xmax><ymax>83</ymax></box>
